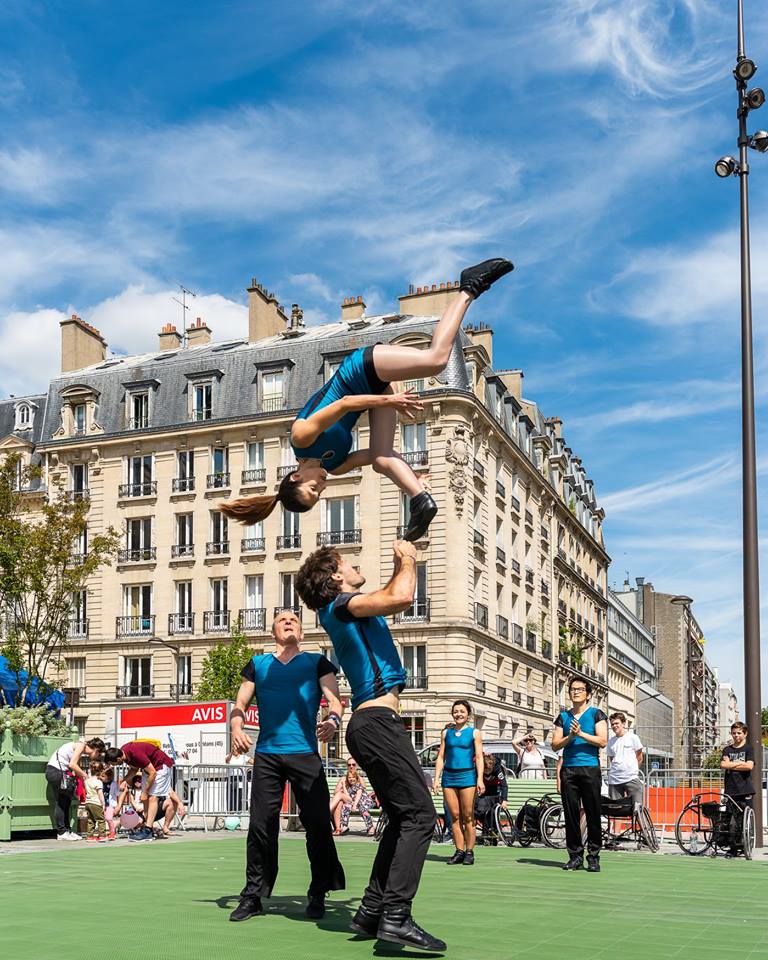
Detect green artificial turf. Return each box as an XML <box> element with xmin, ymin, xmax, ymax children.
<box><xmin>2</xmin><ymin>839</ymin><xmax>766</xmax><ymax>960</ymax></box>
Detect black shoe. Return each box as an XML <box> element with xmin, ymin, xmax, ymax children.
<box><xmin>306</xmin><ymin>893</ymin><xmax>325</xmax><ymax>919</ymax></box>
<box><xmin>586</xmin><ymin>856</ymin><xmax>600</xmax><ymax>873</ymax></box>
<box><xmin>462</xmin><ymin>850</ymin><xmax>475</xmax><ymax>865</ymax></box>
<box><xmin>349</xmin><ymin>904</ymin><xmax>381</xmax><ymax>938</ymax></box>
<box><xmin>562</xmin><ymin>857</ymin><xmax>583</xmax><ymax>871</ymax></box>
<box><xmin>459</xmin><ymin>258</ymin><xmax>514</xmax><ymax>300</ymax></box>
<box><xmin>229</xmin><ymin>896</ymin><xmax>263</xmax><ymax>921</ymax></box>
<box><xmin>403</xmin><ymin>492</ymin><xmax>437</xmax><ymax>542</ymax></box>
<box><xmin>447</xmin><ymin>849</ymin><xmax>466</xmax><ymax>864</ymax></box>
<box><xmin>377</xmin><ymin>911</ymin><xmax>447</xmax><ymax>952</ymax></box>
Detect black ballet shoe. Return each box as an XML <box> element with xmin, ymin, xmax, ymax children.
<box><xmin>447</xmin><ymin>849</ymin><xmax>466</xmax><ymax>864</ymax></box>
<box><xmin>349</xmin><ymin>904</ymin><xmax>381</xmax><ymax>938</ymax></box>
<box><xmin>459</xmin><ymin>258</ymin><xmax>514</xmax><ymax>299</ymax></box>
<box><xmin>403</xmin><ymin>492</ymin><xmax>437</xmax><ymax>542</ymax></box>
<box><xmin>377</xmin><ymin>911</ymin><xmax>447</xmax><ymax>952</ymax></box>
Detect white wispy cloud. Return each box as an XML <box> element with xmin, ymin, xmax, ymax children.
<box><xmin>599</xmin><ymin>455</ymin><xmax>741</xmax><ymax>514</ymax></box>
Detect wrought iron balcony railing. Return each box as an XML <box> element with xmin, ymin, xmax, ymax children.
<box><xmin>168</xmin><ymin>613</ymin><xmax>195</xmax><ymax>634</ymax></box>
<box><xmin>317</xmin><ymin>529</ymin><xmax>362</xmax><ymax>546</ymax></box>
<box><xmin>171</xmin><ymin>543</ymin><xmax>194</xmax><ymax>558</ymax></box>
<box><xmin>394</xmin><ymin>599</ymin><xmax>431</xmax><ymax>623</ymax></box>
<box><xmin>242</xmin><ymin>468</ymin><xmax>266</xmax><ymax>484</ymax></box>
<box><xmin>203</xmin><ymin>610</ymin><xmax>230</xmax><ymax>633</ymax></box>
<box><xmin>172</xmin><ymin>477</ymin><xmax>195</xmax><ymax>493</ymax></box>
<box><xmin>118</xmin><ymin>481</ymin><xmax>157</xmax><ymax>498</ymax></box>
<box><xmin>116</xmin><ymin>615</ymin><xmax>155</xmax><ymax>637</ymax></box>
<box><xmin>117</xmin><ymin>547</ymin><xmax>156</xmax><ymax>563</ymax></box>
<box><xmin>277</xmin><ymin>534</ymin><xmax>302</xmax><ymax>550</ymax></box>
<box><xmin>241</xmin><ymin>537</ymin><xmax>266</xmax><ymax>553</ymax></box>
<box><xmin>239</xmin><ymin>608</ymin><xmax>267</xmax><ymax>632</ymax></box>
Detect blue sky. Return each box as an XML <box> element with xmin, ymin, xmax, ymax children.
<box><xmin>1</xmin><ymin>0</ymin><xmax>767</xmax><ymax>703</ymax></box>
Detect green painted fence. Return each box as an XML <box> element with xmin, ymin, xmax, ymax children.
<box><xmin>0</xmin><ymin>731</ymin><xmax>75</xmax><ymax>840</ymax></box>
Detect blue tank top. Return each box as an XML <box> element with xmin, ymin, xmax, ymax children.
<box><xmin>240</xmin><ymin>652</ymin><xmax>337</xmax><ymax>754</ymax></box>
<box><xmin>317</xmin><ymin>592</ymin><xmax>407</xmax><ymax>710</ymax></box>
<box><xmin>556</xmin><ymin>706</ymin><xmax>608</xmax><ymax>767</ymax></box>
<box><xmin>444</xmin><ymin>725</ymin><xmax>476</xmax><ymax>771</ymax></box>
<box><xmin>291</xmin><ymin>347</ymin><xmax>385</xmax><ymax>472</ymax></box>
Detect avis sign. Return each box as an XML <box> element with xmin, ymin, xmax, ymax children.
<box><xmin>117</xmin><ymin>701</ymin><xmax>259</xmax><ymax>765</ymax></box>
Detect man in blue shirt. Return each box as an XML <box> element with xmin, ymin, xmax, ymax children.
<box><xmin>228</xmin><ymin>609</ymin><xmax>345</xmax><ymax>922</ymax></box>
<box><xmin>552</xmin><ymin>677</ymin><xmax>608</xmax><ymax>872</ymax></box>
<box><xmin>296</xmin><ymin>540</ymin><xmax>445</xmax><ymax>954</ymax></box>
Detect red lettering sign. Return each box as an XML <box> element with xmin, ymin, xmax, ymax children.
<box><xmin>118</xmin><ymin>702</ymin><xmax>227</xmax><ymax>728</ymax></box>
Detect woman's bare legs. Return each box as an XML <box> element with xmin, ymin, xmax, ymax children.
<box><xmin>368</xmin><ymin>387</ymin><xmax>424</xmax><ymax>497</ymax></box>
<box><xmin>371</xmin><ymin>291</ymin><xmax>473</xmax><ymax>382</ymax></box>
<box><xmin>458</xmin><ymin>787</ymin><xmax>477</xmax><ymax>852</ymax></box>
<box><xmin>443</xmin><ymin>788</ymin><xmax>464</xmax><ymax>851</ymax></box>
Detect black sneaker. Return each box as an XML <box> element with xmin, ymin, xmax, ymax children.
<box><xmin>229</xmin><ymin>896</ymin><xmax>263</xmax><ymax>921</ymax></box>
<box><xmin>447</xmin><ymin>849</ymin><xmax>466</xmax><ymax>864</ymax></box>
<box><xmin>459</xmin><ymin>258</ymin><xmax>514</xmax><ymax>300</ymax></box>
<box><xmin>349</xmin><ymin>904</ymin><xmax>381</xmax><ymax>938</ymax></box>
<box><xmin>562</xmin><ymin>856</ymin><xmax>583</xmax><ymax>871</ymax></box>
<box><xmin>462</xmin><ymin>850</ymin><xmax>475</xmax><ymax>866</ymax></box>
<box><xmin>403</xmin><ymin>492</ymin><xmax>437</xmax><ymax>542</ymax></box>
<box><xmin>377</xmin><ymin>911</ymin><xmax>447</xmax><ymax>952</ymax></box>
<box><xmin>306</xmin><ymin>893</ymin><xmax>326</xmax><ymax>920</ymax></box>
<box><xmin>586</xmin><ymin>856</ymin><xmax>600</xmax><ymax>873</ymax></box>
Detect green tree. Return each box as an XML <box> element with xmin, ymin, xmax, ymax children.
<box><xmin>703</xmin><ymin>745</ymin><xmax>725</xmax><ymax>771</ymax></box>
<box><xmin>195</xmin><ymin>623</ymin><xmax>255</xmax><ymax>702</ymax></box>
<box><xmin>0</xmin><ymin>453</ymin><xmax>120</xmax><ymax>704</ymax></box>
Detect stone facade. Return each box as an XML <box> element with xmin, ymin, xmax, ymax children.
<box><xmin>1</xmin><ymin>278</ymin><xmax>610</xmax><ymax>756</ymax></box>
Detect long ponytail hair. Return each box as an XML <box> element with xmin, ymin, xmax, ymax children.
<box><xmin>219</xmin><ymin>471</ymin><xmax>313</xmax><ymax>525</ymax></box>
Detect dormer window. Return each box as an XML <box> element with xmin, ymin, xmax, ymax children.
<box><xmin>73</xmin><ymin>404</ymin><xmax>86</xmax><ymax>434</ymax></box>
<box><xmin>56</xmin><ymin>384</ymin><xmax>100</xmax><ymax>440</ymax></box>
<box><xmin>14</xmin><ymin>402</ymin><xmax>36</xmax><ymax>431</ymax></box>
<box><xmin>193</xmin><ymin>382</ymin><xmax>212</xmax><ymax>421</ymax></box>
<box><xmin>261</xmin><ymin>370</ymin><xmax>285</xmax><ymax>412</ymax></box>
<box><xmin>130</xmin><ymin>392</ymin><xmax>149</xmax><ymax>429</ymax></box>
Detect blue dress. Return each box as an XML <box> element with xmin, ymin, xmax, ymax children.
<box><xmin>442</xmin><ymin>726</ymin><xmax>477</xmax><ymax>788</ymax></box>
<box><xmin>291</xmin><ymin>346</ymin><xmax>388</xmax><ymax>472</ymax></box>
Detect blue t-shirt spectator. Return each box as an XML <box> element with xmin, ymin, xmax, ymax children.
<box><xmin>554</xmin><ymin>707</ymin><xmax>608</xmax><ymax>767</ymax></box>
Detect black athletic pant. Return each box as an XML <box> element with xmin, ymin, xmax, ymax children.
<box><xmin>45</xmin><ymin>766</ymin><xmax>72</xmax><ymax>835</ymax></box>
<box><xmin>560</xmin><ymin>765</ymin><xmax>602</xmax><ymax>858</ymax></box>
<box><xmin>242</xmin><ymin>752</ymin><xmax>345</xmax><ymax>899</ymax></box>
<box><xmin>346</xmin><ymin>707</ymin><xmax>436</xmax><ymax>915</ymax></box>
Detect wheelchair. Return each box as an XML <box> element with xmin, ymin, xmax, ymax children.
<box><xmin>513</xmin><ymin>795</ymin><xmax>568</xmax><ymax>849</ymax></box>
<box><xmin>474</xmin><ymin>795</ymin><xmax>515</xmax><ymax>847</ymax></box>
<box><xmin>674</xmin><ymin>792</ymin><xmax>756</xmax><ymax>859</ymax></box>
<box><xmin>600</xmin><ymin>796</ymin><xmax>659</xmax><ymax>852</ymax></box>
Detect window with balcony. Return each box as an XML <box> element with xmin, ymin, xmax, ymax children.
<box><xmin>400</xmin><ymin>422</ymin><xmax>428</xmax><ymax>467</ymax></box>
<box><xmin>122</xmin><ymin>455</ymin><xmax>154</xmax><ymax>498</ymax></box>
<box><xmin>319</xmin><ymin>496</ymin><xmax>359</xmax><ymax>545</ymax></box>
<box><xmin>278</xmin><ymin>572</ymin><xmax>301</xmax><ymax>618</ymax></box>
<box><xmin>402</xmin><ymin>644</ymin><xmax>427</xmax><ymax>689</ymax></box>
<box><xmin>172</xmin><ymin>655</ymin><xmax>193</xmax><ymax>698</ymax></box>
<box><xmin>70</xmin><ymin>463</ymin><xmax>88</xmax><ymax>500</ymax></box>
<box><xmin>278</xmin><ymin>507</ymin><xmax>301</xmax><ymax>549</ymax></box>
<box><xmin>65</xmin><ymin>657</ymin><xmax>86</xmax><ymax>699</ymax></box>
<box><xmin>170</xmin><ymin>581</ymin><xmax>193</xmax><ymax>634</ymax></box>
<box><xmin>193</xmin><ymin>381</ymin><xmax>213</xmax><ymax>421</ymax></box>
<box><xmin>241</xmin><ymin>574</ymin><xmax>265</xmax><ymax>632</ymax></box>
<box><xmin>402</xmin><ymin>715</ymin><xmax>425</xmax><ymax>751</ymax></box>
<box><xmin>242</xmin><ymin>520</ymin><xmax>265</xmax><ymax>552</ymax></box>
<box><xmin>121</xmin><ymin>517</ymin><xmax>154</xmax><ymax>562</ymax></box>
<box><xmin>261</xmin><ymin>370</ymin><xmax>285</xmax><ymax>412</ymax></box>
<box><xmin>68</xmin><ymin>589</ymin><xmax>88</xmax><ymax>638</ymax></box>
<box><xmin>243</xmin><ymin>441</ymin><xmax>266</xmax><ymax>483</ymax></box>
<box><xmin>174</xmin><ymin>450</ymin><xmax>195</xmax><ymax>492</ymax></box>
<box><xmin>398</xmin><ymin>562</ymin><xmax>429</xmax><ymax>622</ymax></box>
<box><xmin>208</xmin><ymin>510</ymin><xmax>229</xmax><ymax>554</ymax></box>
<box><xmin>120</xmin><ymin>583</ymin><xmax>153</xmax><ymax>636</ymax></box>
<box><xmin>120</xmin><ymin>656</ymin><xmax>152</xmax><ymax>699</ymax></box>
<box><xmin>129</xmin><ymin>391</ymin><xmax>150</xmax><ymax>430</ymax></box>
<box><xmin>206</xmin><ymin>578</ymin><xmax>229</xmax><ymax>632</ymax></box>
<box><xmin>173</xmin><ymin>513</ymin><xmax>194</xmax><ymax>557</ymax></box>
<box><xmin>208</xmin><ymin>446</ymin><xmax>230</xmax><ymax>489</ymax></box>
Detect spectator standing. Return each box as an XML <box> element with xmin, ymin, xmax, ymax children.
<box><xmin>105</xmin><ymin>740</ymin><xmax>175</xmax><ymax>842</ymax></box>
<box><xmin>45</xmin><ymin>737</ymin><xmax>105</xmax><ymax>841</ymax></box>
<box><xmin>606</xmin><ymin>714</ymin><xmax>644</xmax><ymax>805</ymax></box>
<box><xmin>551</xmin><ymin>678</ymin><xmax>608</xmax><ymax>872</ymax></box>
<box><xmin>434</xmin><ymin>700</ymin><xmax>484</xmax><ymax>866</ymax></box>
<box><xmin>721</xmin><ymin>721</ymin><xmax>755</xmax><ymax>856</ymax></box>
<box><xmin>83</xmin><ymin>762</ymin><xmax>109</xmax><ymax>842</ymax></box>
<box><xmin>512</xmin><ymin>733</ymin><xmax>548</xmax><ymax>780</ymax></box>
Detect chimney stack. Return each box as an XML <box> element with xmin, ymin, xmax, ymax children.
<box><xmin>186</xmin><ymin>317</ymin><xmax>212</xmax><ymax>347</ymax></box>
<box><xmin>247</xmin><ymin>278</ymin><xmax>288</xmax><ymax>342</ymax></box>
<box><xmin>464</xmin><ymin>322</ymin><xmax>494</xmax><ymax>367</ymax></box>
<box><xmin>495</xmin><ymin>368</ymin><xmax>523</xmax><ymax>399</ymax></box>
<box><xmin>341</xmin><ymin>295</ymin><xmax>366</xmax><ymax>323</ymax></box>
<box><xmin>545</xmin><ymin>416</ymin><xmax>563</xmax><ymax>439</ymax></box>
<box><xmin>60</xmin><ymin>314</ymin><xmax>107</xmax><ymax>373</ymax></box>
<box><xmin>158</xmin><ymin>322</ymin><xmax>182</xmax><ymax>351</ymax></box>
<box><xmin>283</xmin><ymin>303</ymin><xmax>306</xmax><ymax>338</ymax></box>
<box><xmin>398</xmin><ymin>280</ymin><xmax>461</xmax><ymax>318</ymax></box>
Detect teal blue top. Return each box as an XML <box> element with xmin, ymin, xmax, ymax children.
<box><xmin>555</xmin><ymin>707</ymin><xmax>608</xmax><ymax>767</ymax></box>
<box><xmin>444</xmin><ymin>725</ymin><xmax>476</xmax><ymax>772</ymax></box>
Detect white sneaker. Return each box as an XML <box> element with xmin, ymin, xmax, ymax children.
<box><xmin>64</xmin><ymin>831</ymin><xmax>83</xmax><ymax>841</ymax></box>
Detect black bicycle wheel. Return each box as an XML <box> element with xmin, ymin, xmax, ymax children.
<box><xmin>742</xmin><ymin>806</ymin><xmax>755</xmax><ymax>860</ymax></box>
<box><xmin>540</xmin><ymin>804</ymin><xmax>567</xmax><ymax>849</ymax></box>
<box><xmin>637</xmin><ymin>805</ymin><xmax>659</xmax><ymax>852</ymax></box>
<box><xmin>494</xmin><ymin>804</ymin><xmax>515</xmax><ymax>847</ymax></box>
<box><xmin>674</xmin><ymin>799</ymin><xmax>714</xmax><ymax>855</ymax></box>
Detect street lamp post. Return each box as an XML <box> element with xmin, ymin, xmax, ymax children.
<box><xmin>715</xmin><ymin>0</ymin><xmax>765</xmax><ymax>847</ymax></box>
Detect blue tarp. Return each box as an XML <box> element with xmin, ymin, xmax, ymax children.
<box><xmin>0</xmin><ymin>656</ymin><xmax>64</xmax><ymax>712</ymax></box>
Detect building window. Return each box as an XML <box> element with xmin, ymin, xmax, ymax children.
<box><xmin>324</xmin><ymin>496</ymin><xmax>357</xmax><ymax>537</ymax></box>
<box><xmin>176</xmin><ymin>513</ymin><xmax>193</xmax><ymax>552</ymax></box>
<box><xmin>71</xmin><ymin>463</ymin><xmax>88</xmax><ymax>494</ymax></box>
<box><xmin>176</xmin><ymin>655</ymin><xmax>192</xmax><ymax>692</ymax></box>
<box><xmin>73</xmin><ymin>403</ymin><xmax>87</xmax><ymax>434</ymax></box>
<box><xmin>125</xmin><ymin>517</ymin><xmax>153</xmax><ymax>559</ymax></box>
<box><xmin>126</xmin><ymin>455</ymin><xmax>153</xmax><ymax>495</ymax></box>
<box><xmin>210</xmin><ymin>578</ymin><xmax>228</xmax><ymax>613</ymax></box>
<box><xmin>14</xmin><ymin>402</ymin><xmax>34</xmax><ymax>431</ymax></box>
<box><xmin>175</xmin><ymin>450</ymin><xmax>195</xmax><ymax>492</ymax></box>
<box><xmin>123</xmin><ymin>584</ymin><xmax>152</xmax><ymax>619</ymax></box>
<box><xmin>325</xmin><ymin>359</ymin><xmax>343</xmax><ymax>382</ymax></box>
<box><xmin>247</xmin><ymin>441</ymin><xmax>264</xmax><ymax>469</ymax></box>
<box><xmin>280</xmin><ymin>572</ymin><xmax>300</xmax><ymax>611</ymax></box>
<box><xmin>403</xmin><ymin>715</ymin><xmax>425</xmax><ymax>751</ymax></box>
<box><xmin>122</xmin><ymin>656</ymin><xmax>152</xmax><ymax>697</ymax></box>
<box><xmin>402</xmin><ymin>645</ymin><xmax>426</xmax><ymax>688</ymax></box>
<box><xmin>261</xmin><ymin>371</ymin><xmax>285</xmax><ymax>412</ymax></box>
<box><xmin>129</xmin><ymin>391</ymin><xmax>150</xmax><ymax>430</ymax></box>
<box><xmin>193</xmin><ymin>382</ymin><xmax>213</xmax><ymax>421</ymax></box>
<box><xmin>66</xmin><ymin>657</ymin><xmax>86</xmax><ymax>691</ymax></box>
<box><xmin>401</xmin><ymin>422</ymin><xmax>427</xmax><ymax>454</ymax></box>
<box><xmin>176</xmin><ymin>581</ymin><xmax>192</xmax><ymax>618</ymax></box>
<box><xmin>245</xmin><ymin>574</ymin><xmax>264</xmax><ymax>610</ymax></box>
<box><xmin>280</xmin><ymin>506</ymin><xmax>300</xmax><ymax>547</ymax></box>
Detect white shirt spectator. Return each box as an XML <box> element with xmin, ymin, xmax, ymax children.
<box><xmin>606</xmin><ymin>731</ymin><xmax>643</xmax><ymax>784</ymax></box>
<box><xmin>519</xmin><ymin>747</ymin><xmax>547</xmax><ymax>780</ymax></box>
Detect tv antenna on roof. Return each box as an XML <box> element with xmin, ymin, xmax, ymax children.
<box><xmin>172</xmin><ymin>281</ymin><xmax>197</xmax><ymax>346</ymax></box>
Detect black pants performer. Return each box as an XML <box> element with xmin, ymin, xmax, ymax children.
<box><xmin>242</xmin><ymin>752</ymin><xmax>345</xmax><ymax>899</ymax></box>
<box><xmin>560</xmin><ymin>765</ymin><xmax>602</xmax><ymax>857</ymax></box>
<box><xmin>45</xmin><ymin>765</ymin><xmax>72</xmax><ymax>835</ymax></box>
<box><xmin>346</xmin><ymin>707</ymin><xmax>436</xmax><ymax>914</ymax></box>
